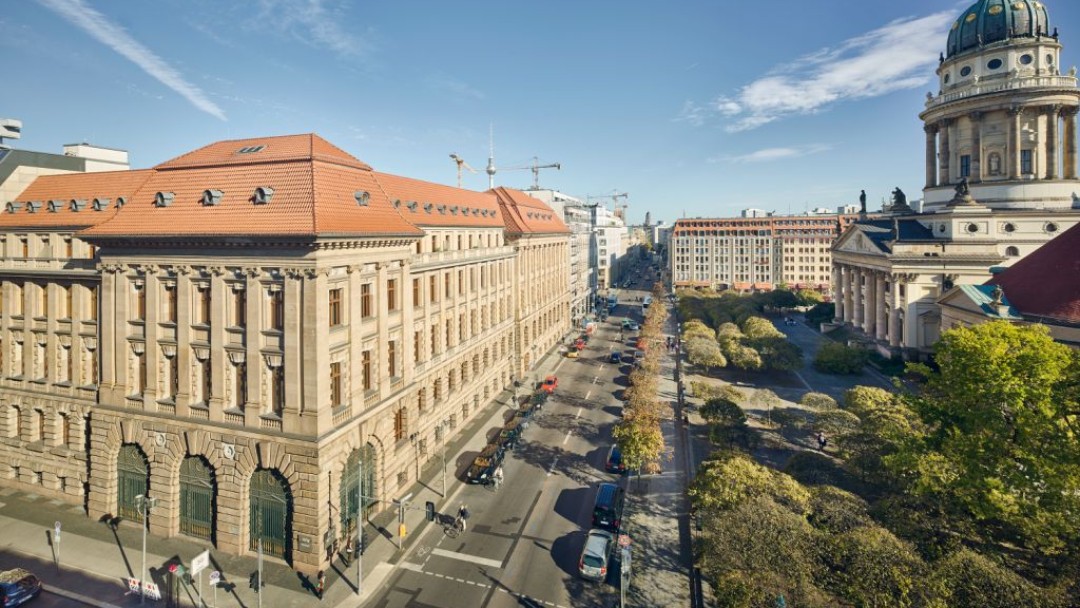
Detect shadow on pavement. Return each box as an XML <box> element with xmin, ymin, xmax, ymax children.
<box><xmin>552</xmin><ymin>487</ymin><xmax>594</xmax><ymax>527</ymax></box>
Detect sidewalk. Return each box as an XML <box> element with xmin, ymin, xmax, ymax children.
<box><xmin>0</xmin><ymin>339</ymin><xmax>574</xmax><ymax>608</ymax></box>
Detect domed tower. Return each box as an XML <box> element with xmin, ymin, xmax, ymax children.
<box><xmin>920</xmin><ymin>0</ymin><xmax>1079</xmax><ymax>210</ymax></box>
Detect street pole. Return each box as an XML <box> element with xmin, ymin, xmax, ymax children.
<box><xmin>135</xmin><ymin>494</ymin><xmax>156</xmax><ymax>605</ymax></box>
<box><xmin>440</xmin><ymin>444</ymin><xmax>446</xmax><ymax>499</ymax></box>
<box><xmin>357</xmin><ymin>460</ymin><xmax>363</xmax><ymax>597</ymax></box>
<box><xmin>257</xmin><ymin>541</ymin><xmax>263</xmax><ymax>608</ymax></box>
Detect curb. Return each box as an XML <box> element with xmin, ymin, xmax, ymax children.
<box><xmin>45</xmin><ymin>586</ymin><xmax>124</xmax><ymax>608</ymax></box>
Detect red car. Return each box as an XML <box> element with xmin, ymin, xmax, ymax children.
<box><xmin>542</xmin><ymin>375</ymin><xmax>558</xmax><ymax>394</ymax></box>
<box><xmin>574</xmin><ymin>339</ymin><xmax>586</xmax><ymax>351</ymax></box>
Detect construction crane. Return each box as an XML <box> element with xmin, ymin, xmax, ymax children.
<box><xmin>502</xmin><ymin>156</ymin><xmax>561</xmax><ymax>190</ymax></box>
<box><xmin>449</xmin><ymin>153</ymin><xmax>478</xmax><ymax>188</ymax></box>
<box><xmin>586</xmin><ymin>190</ymin><xmax>629</xmax><ymax>221</ymax></box>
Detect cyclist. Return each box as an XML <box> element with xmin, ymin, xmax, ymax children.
<box><xmin>457</xmin><ymin>503</ymin><xmax>470</xmax><ymax>532</ymax></box>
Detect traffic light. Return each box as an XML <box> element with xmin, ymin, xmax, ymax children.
<box><xmin>425</xmin><ymin>501</ymin><xmax>436</xmax><ymax>522</ymax></box>
<box><xmin>249</xmin><ymin>572</ymin><xmax>261</xmax><ymax>592</ymax></box>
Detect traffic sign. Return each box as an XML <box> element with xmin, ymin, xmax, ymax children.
<box><xmin>54</xmin><ymin>521</ymin><xmax>61</xmax><ymax>538</ymax></box>
<box><xmin>208</xmin><ymin>570</ymin><xmax>221</xmax><ymax>586</ymax></box>
<box><xmin>191</xmin><ymin>549</ymin><xmax>210</xmax><ymax>575</ymax></box>
<box><xmin>618</xmin><ymin>534</ymin><xmax>631</xmax><ymax>548</ymax></box>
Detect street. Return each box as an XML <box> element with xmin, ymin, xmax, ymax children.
<box><xmin>369</xmin><ymin>269</ymin><xmax>660</xmax><ymax>608</ymax></box>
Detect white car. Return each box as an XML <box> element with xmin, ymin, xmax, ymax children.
<box><xmin>578</xmin><ymin>529</ymin><xmax>615</xmax><ymax>581</ymax></box>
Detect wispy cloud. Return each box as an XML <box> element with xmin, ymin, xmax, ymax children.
<box><xmin>37</xmin><ymin>0</ymin><xmax>226</xmax><ymax>121</ymax></box>
<box><xmin>698</xmin><ymin>11</ymin><xmax>953</xmax><ymax>132</ymax></box>
<box><xmin>255</xmin><ymin>0</ymin><xmax>373</xmax><ymax>60</ymax></box>
<box><xmin>426</xmin><ymin>75</ymin><xmax>485</xmax><ymax>101</ymax></box>
<box><xmin>712</xmin><ymin>144</ymin><xmax>832</xmax><ymax>164</ymax></box>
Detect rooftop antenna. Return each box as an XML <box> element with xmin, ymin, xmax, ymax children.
<box><xmin>486</xmin><ymin>124</ymin><xmax>496</xmax><ymax>189</ymax></box>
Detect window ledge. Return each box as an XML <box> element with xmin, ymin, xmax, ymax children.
<box><xmin>30</xmin><ymin>378</ymin><xmax>47</xmax><ymax>385</ymax></box>
<box><xmin>53</xmin><ymin>381</ymin><xmax>72</xmax><ymax>388</ymax></box>
<box><xmin>259</xmin><ymin>412</ymin><xmax>283</xmax><ymax>422</ymax></box>
<box><xmin>156</xmin><ymin>398</ymin><xmax>177</xmax><ymax>406</ymax></box>
<box><xmin>190</xmin><ymin>402</ymin><xmax>209</xmax><ymax>410</ymax></box>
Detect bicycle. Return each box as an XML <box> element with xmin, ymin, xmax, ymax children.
<box><xmin>444</xmin><ymin>515</ymin><xmax>465</xmax><ymax>538</ymax></box>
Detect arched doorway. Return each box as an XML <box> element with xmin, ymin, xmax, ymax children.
<box><xmin>249</xmin><ymin>469</ymin><xmax>292</xmax><ymax>560</ymax></box>
<box><xmin>179</xmin><ymin>456</ymin><xmax>216</xmax><ymax>542</ymax></box>
<box><xmin>116</xmin><ymin>444</ymin><xmax>148</xmax><ymax>521</ymax></box>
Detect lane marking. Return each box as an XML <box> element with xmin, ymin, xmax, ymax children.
<box><xmin>400</xmin><ymin>562</ymin><xmax>423</xmax><ymax>572</ymax></box>
<box><xmin>563</xmin><ymin>431</ymin><xmax>572</xmax><ymax>445</ymax></box>
<box><xmin>584</xmin><ymin>390</ymin><xmax>591</xmax><ymax>400</ymax></box>
<box><xmin>575</xmin><ymin>408</ymin><xmax>582</xmax><ymax>419</ymax></box>
<box><xmin>548</xmin><ymin>456</ymin><xmax>559</xmax><ymax>476</ymax></box>
<box><xmin>598</xmin><ymin>364</ymin><xmax>605</xmax><ymax>372</ymax></box>
<box><xmin>431</xmin><ymin>547</ymin><xmax>504</xmax><ymax>569</ymax></box>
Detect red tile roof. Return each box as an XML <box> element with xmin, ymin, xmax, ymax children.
<box><xmin>988</xmin><ymin>222</ymin><xmax>1080</xmax><ymax>323</ymax></box>
<box><xmin>156</xmin><ymin>133</ymin><xmax>370</xmax><ymax>171</ymax></box>
<box><xmin>491</xmin><ymin>187</ymin><xmax>569</xmax><ymax>235</ymax></box>
<box><xmin>1</xmin><ymin>170</ymin><xmax>153</xmax><ymax>229</ymax></box>
<box><xmin>373</xmin><ymin>172</ymin><xmax>504</xmax><ymax>228</ymax></box>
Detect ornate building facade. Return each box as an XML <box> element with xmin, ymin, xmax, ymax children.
<box><xmin>832</xmin><ymin>0</ymin><xmax>1080</xmax><ymax>359</ymax></box>
<box><xmin>0</xmin><ymin>134</ymin><xmax>570</xmax><ymax>574</ymax></box>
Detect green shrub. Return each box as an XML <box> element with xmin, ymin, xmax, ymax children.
<box><xmin>806</xmin><ymin>486</ymin><xmax>872</xmax><ymax>534</ymax></box>
<box><xmin>813</xmin><ymin>342</ymin><xmax>869</xmax><ymax>374</ymax></box>
<box><xmin>924</xmin><ymin>548</ymin><xmax>1065</xmax><ymax>608</ymax></box>
<box><xmin>799</xmin><ymin>392</ymin><xmax>838</xmax><ymax>410</ymax></box>
<box><xmin>805</xmin><ymin>302</ymin><xmax>835</xmax><ymax>326</ymax></box>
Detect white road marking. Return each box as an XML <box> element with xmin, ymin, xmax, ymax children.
<box><xmin>563</xmin><ymin>431</ymin><xmax>572</xmax><ymax>445</ymax></box>
<box><xmin>575</xmin><ymin>407</ymin><xmax>582</xmax><ymax>418</ymax></box>
<box><xmin>592</xmin><ymin>376</ymin><xmax>599</xmax><ymax>384</ymax></box>
<box><xmin>553</xmin><ymin>358</ymin><xmax>565</xmax><ymax>372</ymax></box>
<box><xmin>400</xmin><ymin>562</ymin><xmax>423</xmax><ymax>572</ymax></box>
<box><xmin>584</xmin><ymin>390</ymin><xmax>591</xmax><ymax>399</ymax></box>
<box><xmin>598</xmin><ymin>364</ymin><xmax>605</xmax><ymax>372</ymax></box>
<box><xmin>431</xmin><ymin>548</ymin><xmax>505</xmax><ymax>569</ymax></box>
<box><xmin>548</xmin><ymin>456</ymin><xmax>559</xmax><ymax>476</ymax></box>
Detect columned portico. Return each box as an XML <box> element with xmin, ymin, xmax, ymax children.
<box><xmin>863</xmin><ymin>271</ymin><xmax>877</xmax><ymax>336</ymax></box>
<box><xmin>843</xmin><ymin>267</ymin><xmax>854</xmax><ymax>325</ymax></box>
<box><xmin>925</xmin><ymin>125</ymin><xmax>938</xmax><ymax>188</ymax></box>
<box><xmin>1009</xmin><ymin>106</ymin><xmax>1024</xmax><ymax>179</ymax></box>
<box><xmin>833</xmin><ymin>266</ymin><xmax>845</xmax><ymax>321</ymax></box>
<box><xmin>939</xmin><ymin>119</ymin><xmax>952</xmax><ymax>185</ymax></box>
<box><xmin>852</xmin><ymin>269</ymin><xmax>864</xmax><ymax>327</ymax></box>
<box><xmin>1046</xmin><ymin>105</ymin><xmax>1061</xmax><ymax>180</ymax></box>
<box><xmin>1064</xmin><ymin>107</ymin><xmax>1078</xmax><ymax>180</ymax></box>
<box><xmin>887</xmin><ymin>274</ymin><xmax>902</xmax><ymax>348</ymax></box>
<box><xmin>874</xmin><ymin>273</ymin><xmax>887</xmax><ymax>342</ymax></box>
<box><xmin>969</xmin><ymin>112</ymin><xmax>982</xmax><ymax>182</ymax></box>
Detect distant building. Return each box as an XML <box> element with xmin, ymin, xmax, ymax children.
<box><xmin>670</xmin><ymin>214</ymin><xmax>862</xmax><ymax>292</ymax></box>
<box><xmin>525</xmin><ymin>189</ymin><xmax>595</xmax><ymax>325</ymax></box>
<box><xmin>837</xmin><ymin>204</ymin><xmax>859</xmax><ymax>215</ymax></box>
<box><xmin>591</xmin><ymin>204</ymin><xmax>627</xmax><ymax>289</ymax></box>
<box><xmin>740</xmin><ymin>208</ymin><xmax>772</xmax><ymax>218</ymax></box>
<box><xmin>0</xmin><ymin>124</ymin><xmax>130</xmax><ymax>205</ymax></box>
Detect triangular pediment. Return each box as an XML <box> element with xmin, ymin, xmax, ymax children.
<box><xmin>833</xmin><ymin>225</ymin><xmax>889</xmax><ymax>255</ymax></box>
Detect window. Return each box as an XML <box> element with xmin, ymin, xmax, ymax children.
<box><xmin>35</xmin><ymin>410</ymin><xmax>45</xmax><ymax>443</ymax></box>
<box><xmin>39</xmin><ymin>283</ymin><xmax>48</xmax><ymax>318</ymax></box>
<box><xmin>20</xmin><ymin>237</ymin><xmax>28</xmax><ymax>258</ymax></box>
<box><xmin>329</xmin><ymin>287</ymin><xmax>343</xmax><ymax>326</ymax></box>
<box><xmin>413</xmin><ymin>278</ymin><xmax>421</xmax><ymax>306</ymax></box>
<box><xmin>269</xmin><ymin>289</ymin><xmax>284</xmax><ymax>330</ymax></box>
<box><xmin>960</xmin><ymin>154</ymin><xmax>971</xmax><ymax>178</ymax></box>
<box><xmin>444</xmin><ymin>272</ymin><xmax>451</xmax><ymax>298</ymax></box>
<box><xmin>388</xmin><ymin>340</ymin><xmax>397</xmax><ymax>377</ymax></box>
<box><xmin>138</xmin><ymin>352</ymin><xmax>147</xmax><ymax>395</ymax></box>
<box><xmin>362</xmin><ymin>350</ymin><xmax>372</xmax><ymax>391</ymax></box>
<box><xmin>1005</xmin><ymin>245</ymin><xmax>1019</xmax><ymax>257</ymax></box>
<box><xmin>60</xmin><ymin>413</ymin><xmax>71</xmax><ymax>448</ymax></box>
<box><xmin>135</xmin><ymin>284</ymin><xmax>145</xmax><ymax>321</ymax></box>
<box><xmin>414</xmin><ymin>331</ymin><xmax>422</xmax><ymax>363</ymax></box>
<box><xmin>233</xmin><ymin>288</ymin><xmax>246</xmax><ymax>327</ymax></box>
<box><xmin>197</xmin><ymin>285</ymin><xmax>211</xmax><ymax>325</ymax></box>
<box><xmin>361</xmin><ymin>283</ymin><xmax>373</xmax><ymax>318</ymax></box>
<box><xmin>271</xmin><ymin>366</ymin><xmax>285</xmax><ymax>415</ymax></box>
<box><xmin>429</xmin><ymin>276</ymin><xmax>437</xmax><ymax>303</ymax></box>
<box><xmin>89</xmin><ymin>286</ymin><xmax>97</xmax><ymax>321</ymax></box>
<box><xmin>458</xmin><ymin>270</ymin><xmax>465</xmax><ymax>295</ymax></box>
<box><xmin>201</xmin><ymin>358</ymin><xmax>212</xmax><ymax>403</ymax></box>
<box><xmin>394</xmin><ymin>408</ymin><xmax>405</xmax><ymax>442</ymax></box>
<box><xmin>61</xmin><ymin>285</ymin><xmax>71</xmax><ymax>319</ymax></box>
<box><xmin>387</xmin><ymin>279</ymin><xmax>398</xmax><ymax>311</ymax></box>
<box><xmin>64</xmin><ymin>238</ymin><xmax>73</xmax><ymax>258</ymax></box>
<box><xmin>169</xmin><ymin>357</ymin><xmax>179</xmax><ymax>399</ymax></box>
<box><xmin>1021</xmin><ymin>149</ymin><xmax>1033</xmax><ymax>175</ymax></box>
<box><xmin>234</xmin><ymin>362</ymin><xmax>246</xmax><ymax>408</ymax></box>
<box><xmin>330</xmin><ymin>361</ymin><xmax>343</xmax><ymax>407</ymax></box>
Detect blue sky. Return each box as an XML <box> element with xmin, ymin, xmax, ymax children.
<box><xmin>3</xmin><ymin>0</ymin><xmax>1078</xmax><ymax>224</ymax></box>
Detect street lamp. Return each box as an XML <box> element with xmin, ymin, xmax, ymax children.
<box><xmin>133</xmin><ymin>494</ymin><xmax>158</xmax><ymax>605</ymax></box>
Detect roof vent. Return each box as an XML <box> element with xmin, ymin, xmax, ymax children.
<box><xmin>354</xmin><ymin>190</ymin><xmax>370</xmax><ymax>206</ymax></box>
<box><xmin>392</xmin><ymin>199</ymin><xmax>401</xmax><ymax>208</ymax></box>
<box><xmin>154</xmin><ymin>192</ymin><xmax>174</xmax><ymax>208</ymax></box>
<box><xmin>5</xmin><ymin>202</ymin><xmax>22</xmax><ymax>214</ymax></box>
<box><xmin>70</xmin><ymin>199</ymin><xmax>87</xmax><ymax>212</ymax></box>
<box><xmin>237</xmin><ymin>145</ymin><xmax>265</xmax><ymax>155</ymax></box>
<box><xmin>253</xmin><ymin>187</ymin><xmax>274</xmax><ymax>204</ymax></box>
<box><xmin>202</xmin><ymin>189</ymin><xmax>224</xmax><ymax>206</ymax></box>
<box><xmin>26</xmin><ymin>201</ymin><xmax>42</xmax><ymax>213</ymax></box>
<box><xmin>46</xmin><ymin>200</ymin><xmax>61</xmax><ymax>213</ymax></box>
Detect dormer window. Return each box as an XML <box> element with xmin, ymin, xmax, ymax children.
<box><xmin>354</xmin><ymin>190</ymin><xmax>370</xmax><ymax>206</ymax></box>
<box><xmin>202</xmin><ymin>189</ymin><xmax>224</xmax><ymax>206</ymax></box>
<box><xmin>115</xmin><ymin>196</ymin><xmax>126</xmax><ymax>208</ymax></box>
<box><xmin>91</xmin><ymin>198</ymin><xmax>107</xmax><ymax>211</ymax></box>
<box><xmin>407</xmin><ymin>201</ymin><xmax>418</xmax><ymax>212</ymax></box>
<box><xmin>70</xmin><ymin>199</ymin><xmax>87</xmax><ymax>212</ymax></box>
<box><xmin>237</xmin><ymin>145</ymin><xmax>265</xmax><ymax>154</ymax></box>
<box><xmin>392</xmin><ymin>199</ymin><xmax>401</xmax><ymax>208</ymax></box>
<box><xmin>46</xmin><ymin>200</ymin><xmax>61</xmax><ymax>213</ymax></box>
<box><xmin>423</xmin><ymin>203</ymin><xmax>433</xmax><ymax>213</ymax></box>
<box><xmin>450</xmin><ymin>206</ymin><xmax>459</xmax><ymax>215</ymax></box>
<box><xmin>5</xmin><ymin>202</ymin><xmax>22</xmax><ymax>214</ymax></box>
<box><xmin>437</xmin><ymin>205</ymin><xmax>447</xmax><ymax>214</ymax></box>
<box><xmin>26</xmin><ymin>201</ymin><xmax>42</xmax><ymax>213</ymax></box>
<box><xmin>154</xmin><ymin>192</ymin><xmax>174</xmax><ymax>208</ymax></box>
<box><xmin>253</xmin><ymin>187</ymin><xmax>274</xmax><ymax>204</ymax></box>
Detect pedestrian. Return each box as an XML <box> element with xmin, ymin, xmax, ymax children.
<box><xmin>342</xmin><ymin>534</ymin><xmax>353</xmax><ymax>567</ymax></box>
<box><xmin>458</xmin><ymin>503</ymin><xmax>470</xmax><ymax>532</ymax></box>
<box><xmin>316</xmin><ymin>569</ymin><xmax>325</xmax><ymax>600</ymax></box>
<box><xmin>817</xmin><ymin>431</ymin><xmax>828</xmax><ymax>451</ymax></box>
<box><xmin>494</xmin><ymin>465</ymin><xmax>504</xmax><ymax>490</ymax></box>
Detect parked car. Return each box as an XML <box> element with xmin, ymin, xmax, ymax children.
<box><xmin>621</xmin><ymin>319</ymin><xmax>633</xmax><ymax>329</ymax></box>
<box><xmin>627</xmin><ymin>322</ymin><xmax>639</xmax><ymax>331</ymax></box>
<box><xmin>542</xmin><ymin>375</ymin><xmax>558</xmax><ymax>394</ymax></box>
<box><xmin>466</xmin><ymin>443</ymin><xmax>506</xmax><ymax>484</ymax></box>
<box><xmin>574</xmin><ymin>338</ymin><xmax>586</xmax><ymax>351</ymax></box>
<box><xmin>592</xmin><ymin>482</ymin><xmax>626</xmax><ymax>532</ymax></box>
<box><xmin>565</xmin><ymin>350</ymin><xmax>579</xmax><ymax>359</ymax></box>
<box><xmin>0</xmin><ymin>569</ymin><xmax>42</xmax><ymax>607</ymax></box>
<box><xmin>605</xmin><ymin>445</ymin><xmax>626</xmax><ymax>474</ymax></box>
<box><xmin>609</xmin><ymin>351</ymin><xmax>622</xmax><ymax>364</ymax></box>
<box><xmin>578</xmin><ymin>529</ymin><xmax>616</xmax><ymax>582</ymax></box>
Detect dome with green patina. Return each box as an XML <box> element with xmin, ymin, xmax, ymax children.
<box><xmin>946</xmin><ymin>0</ymin><xmax>1052</xmax><ymax>58</ymax></box>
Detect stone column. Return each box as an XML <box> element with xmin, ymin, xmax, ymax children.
<box><xmin>1065</xmin><ymin>107</ymin><xmax>1079</xmax><ymax>180</ymax></box>
<box><xmin>1009</xmin><ymin>106</ymin><xmax>1024</xmax><ymax>179</ymax></box>
<box><xmin>175</xmin><ymin>268</ymin><xmax>193</xmax><ymax>416</ymax></box>
<box><xmin>143</xmin><ymin>270</ymin><xmax>160</xmax><ymax>403</ymax></box>
<box><xmin>875</xmin><ymin>273</ymin><xmax>887</xmax><ymax>342</ymax></box>
<box><xmin>863</xmin><ymin>271</ymin><xmax>877</xmax><ymax>336</ymax></box>
<box><xmin>842</xmin><ymin>267</ymin><xmax>854</xmax><ymax>324</ymax></box>
<box><xmin>938</xmin><ymin>119</ymin><xmax>951</xmax><ymax>185</ymax></box>
<box><xmin>99</xmin><ymin>268</ymin><xmax>116</xmax><ymax>391</ymax></box>
<box><xmin>208</xmin><ymin>268</ymin><xmax>227</xmax><ymax>419</ymax></box>
<box><xmin>888</xmin><ymin>274</ymin><xmax>902</xmax><ymax>349</ymax></box>
<box><xmin>852</xmin><ymin>269</ymin><xmax>864</xmax><ymax>327</ymax></box>
<box><xmin>969</xmin><ymin>111</ymin><xmax>983</xmax><ymax>182</ymax></box>
<box><xmin>925</xmin><ymin>125</ymin><xmax>938</xmax><ymax>188</ymax></box>
<box><xmin>1046</xmin><ymin>105</ymin><xmax>1061</xmax><ymax>180</ymax></box>
<box><xmin>833</xmin><ymin>265</ymin><xmax>845</xmax><ymax>322</ymax></box>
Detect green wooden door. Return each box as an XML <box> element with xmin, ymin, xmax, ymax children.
<box><xmin>179</xmin><ymin>457</ymin><xmax>215</xmax><ymax>541</ymax></box>
<box><xmin>116</xmin><ymin>444</ymin><xmax>148</xmax><ymax>522</ymax></box>
<box><xmin>249</xmin><ymin>469</ymin><xmax>291</xmax><ymax>559</ymax></box>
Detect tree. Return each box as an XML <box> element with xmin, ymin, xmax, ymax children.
<box><xmin>806</xmin><ymin>486</ymin><xmax>872</xmax><ymax>534</ymax></box>
<box><xmin>795</xmin><ymin>289</ymin><xmax>824</xmax><ymax>306</ymax></box>
<box><xmin>752</xmin><ymin>336</ymin><xmax>804</xmax><ymax>371</ymax></box>
<box><xmin>682</xmin><ymin>319</ymin><xmax>715</xmax><ymax>341</ymax></box>
<box><xmin>822</xmin><ymin>526</ymin><xmax>926</xmax><ymax>608</ymax></box>
<box><xmin>767</xmin><ymin>289</ymin><xmax>799</xmax><ymax>310</ymax></box>
<box><xmin>686</xmin><ymin>336</ymin><xmax>727</xmax><ymax>372</ymax></box>
<box><xmin>700</xmin><ymin>397</ymin><xmax>746</xmax><ymax>427</ymax></box>
<box><xmin>813</xmin><ymin>342</ymin><xmax>868</xmax><ymax>374</ymax></box>
<box><xmin>924</xmin><ymin>548</ymin><xmax>1065</xmax><ymax>608</ymax></box>
<box><xmin>800</xmin><ymin>392</ymin><xmax>837</xmax><ymax>410</ymax></box>
<box><xmin>727</xmin><ymin>343</ymin><xmax>763</xmax><ymax>371</ymax></box>
<box><xmin>690</xmin><ymin>452</ymin><xmax>810</xmax><ymax>514</ymax></box>
<box><xmin>843</xmin><ymin>386</ymin><xmax>896</xmax><ymax>417</ymax></box>
<box><xmin>897</xmin><ymin>322</ymin><xmax>1080</xmax><ymax>551</ymax></box>
<box><xmin>741</xmin><ymin>316</ymin><xmax>784</xmax><ymax>339</ymax></box>
<box><xmin>613</xmin><ymin>411</ymin><xmax>664</xmax><ymax>474</ymax></box>
<box><xmin>805</xmin><ymin>302</ymin><xmax>835</xmax><ymax>326</ymax></box>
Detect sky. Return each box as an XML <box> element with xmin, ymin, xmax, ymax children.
<box><xmin>3</xmin><ymin>0</ymin><xmax>1079</xmax><ymax>225</ymax></box>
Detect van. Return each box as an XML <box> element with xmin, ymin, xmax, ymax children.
<box><xmin>592</xmin><ymin>482</ymin><xmax>625</xmax><ymax>532</ymax></box>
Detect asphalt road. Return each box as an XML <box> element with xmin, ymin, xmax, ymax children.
<box><xmin>368</xmin><ymin>263</ymin><xmax>659</xmax><ymax>608</ymax></box>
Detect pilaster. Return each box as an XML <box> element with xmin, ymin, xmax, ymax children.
<box><xmin>938</xmin><ymin>119</ymin><xmax>951</xmax><ymax>185</ymax></box>
<box><xmin>1009</xmin><ymin>106</ymin><xmax>1024</xmax><ymax>179</ymax></box>
<box><xmin>969</xmin><ymin>111</ymin><xmax>982</xmax><ymax>183</ymax></box>
<box><xmin>1046</xmin><ymin>105</ymin><xmax>1061</xmax><ymax>180</ymax></box>
<box><xmin>924</xmin><ymin>125</ymin><xmax>938</xmax><ymax>188</ymax></box>
<box><xmin>1065</xmin><ymin>107</ymin><xmax>1079</xmax><ymax>180</ymax></box>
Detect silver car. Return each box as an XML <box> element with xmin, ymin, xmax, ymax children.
<box><xmin>578</xmin><ymin>528</ymin><xmax>615</xmax><ymax>581</ymax></box>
